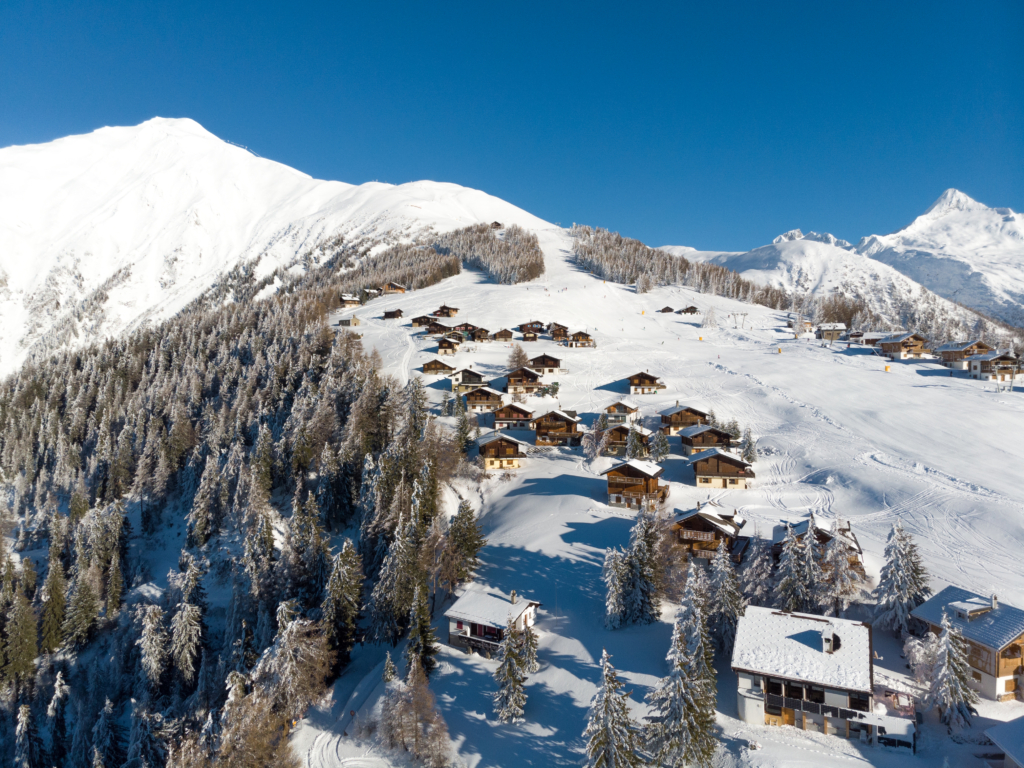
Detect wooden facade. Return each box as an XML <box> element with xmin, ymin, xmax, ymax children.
<box><xmin>471</xmin><ymin>327</ymin><xmax>491</xmax><ymax>342</ymax></box>
<box><xmin>968</xmin><ymin>353</ymin><xmax>1021</xmax><ymax>382</ymax></box>
<box><xmin>411</xmin><ymin>315</ymin><xmax>436</xmax><ymax>327</ymax></box>
<box><xmin>337</xmin><ymin>315</ymin><xmax>361</xmax><ymax>327</ymax></box>
<box><xmin>423</xmin><ymin>359</ymin><xmax>455</xmax><ymax>375</ymax></box>
<box><xmin>672</xmin><ymin>503</ymin><xmax>749</xmax><ymax>563</ymax></box>
<box><xmin>382</xmin><ymin>282</ymin><xmax>406</xmax><ymax>294</ymax></box>
<box><xmin>549</xmin><ymin>323</ymin><xmax>568</xmax><ymax>340</ymax></box>
<box><xmin>679</xmin><ymin>425</ymin><xmax>732</xmax><ymax>455</ymax></box>
<box><xmin>505</xmin><ymin>367</ymin><xmax>543</xmax><ymax>394</ymax></box>
<box><xmin>629</xmin><ymin>371</ymin><xmax>666</xmax><ymax>395</ymax></box>
<box><xmin>680</xmin><ymin>306</ymin><xmax>699</xmax><ymax>315</ymax></box>
<box><xmin>605</xmin><ymin>424</ymin><xmax>651</xmax><ymax>456</ymax></box>
<box><xmin>383</xmin><ymin>309</ymin><xmax>403</xmax><ymax>319</ymax></box>
<box><xmin>340</xmin><ymin>294</ymin><xmax>361</xmax><ymax>309</ymax></box>
<box><xmin>816</xmin><ymin>323</ymin><xmax>846</xmax><ymax>342</ymax></box>
<box><xmin>465</xmin><ymin>387</ymin><xmax>504</xmax><ymax>413</ymax></box>
<box><xmin>601</xmin><ymin>460</ymin><xmax>667</xmax><ymax>509</ymax></box>
<box><xmin>522</xmin><ymin>331</ymin><xmax>539</xmax><ymax>342</ymax></box>
<box><xmin>879</xmin><ymin>333</ymin><xmax>929</xmax><ymax>360</ymax></box>
<box><xmin>451</xmin><ymin>369</ymin><xmax>488</xmax><ymax>393</ymax></box>
<box><xmin>494</xmin><ymin>404</ymin><xmax>534</xmax><ymax>430</ymax></box>
<box><xmin>433</xmin><ymin>304</ymin><xmax>459</xmax><ymax>317</ymax></box>
<box><xmin>531</xmin><ymin>410</ymin><xmax>581</xmax><ymax>446</ymax></box>
<box><xmin>935</xmin><ymin>340</ymin><xmax>992</xmax><ymax>369</ymax></box>
<box><xmin>568</xmin><ymin>331</ymin><xmax>595</xmax><ymax>348</ymax></box>
<box><xmin>659</xmin><ymin>306</ymin><xmax>674</xmax><ymax>313</ymax></box>
<box><xmin>438</xmin><ymin>338</ymin><xmax>460</xmax><ymax>355</ymax></box>
<box><xmin>527</xmin><ymin>354</ymin><xmax>562</xmax><ymax>375</ymax></box>
<box><xmin>518</xmin><ymin>320</ymin><xmax>546</xmax><ymax>333</ymax></box>
<box><xmin>492</xmin><ymin>329</ymin><xmax>514</xmax><ymax>342</ymax></box>
<box><xmin>453</xmin><ymin>322</ymin><xmax>479</xmax><ymax>333</ymax></box>
<box><xmin>604</xmin><ymin>401</ymin><xmax>639</xmax><ymax>425</ymax></box>
<box><xmin>691</xmin><ymin>449</ymin><xmax>754</xmax><ymax>489</ymax></box>
<box><xmin>659</xmin><ymin>404</ymin><xmax>709</xmax><ymax>435</ymax></box>
<box><xmin>478</xmin><ymin>434</ymin><xmax>525</xmax><ymax>469</ymax></box>
<box><xmin>427</xmin><ymin>321</ymin><xmax>451</xmax><ymax>335</ymax></box>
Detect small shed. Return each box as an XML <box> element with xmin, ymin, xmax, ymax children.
<box><xmin>383</xmin><ymin>309</ymin><xmax>403</xmax><ymax>320</ymax></box>
<box><xmin>438</xmin><ymin>337</ymin><xmax>460</xmax><ymax>356</ymax></box>
<box><xmin>522</xmin><ymin>331</ymin><xmax>539</xmax><ymax>342</ymax></box>
<box><xmin>337</xmin><ymin>315</ymin><xmax>361</xmax><ymax>327</ymax></box>
<box><xmin>679</xmin><ymin>306</ymin><xmax>700</xmax><ymax>315</ymax></box>
<box><xmin>659</xmin><ymin>306</ymin><xmax>674</xmax><ymax>313</ymax></box>
<box><xmin>492</xmin><ymin>329</ymin><xmax>514</xmax><ymax>342</ymax></box>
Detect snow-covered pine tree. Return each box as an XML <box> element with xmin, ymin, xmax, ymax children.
<box><xmin>186</xmin><ymin>456</ymin><xmax>218</xmax><ymax>548</ymax></box>
<box><xmin>677</xmin><ymin>587</ymin><xmax>718</xmax><ymax>765</ymax></box>
<box><xmin>171</xmin><ymin>602</ymin><xmax>204</xmax><ymax>686</ymax></box>
<box><xmin>823</xmin><ymin>520</ymin><xmax>858</xmax><ymax>616</ymax></box>
<box><xmin>519</xmin><ymin>622</ymin><xmax>540</xmax><ymax>674</ymax></box>
<box><xmin>367</xmin><ymin>512</ymin><xmax>414</xmax><ymax>646</ymax></box>
<box><xmin>382</xmin><ymin>651</ymin><xmax>397</xmax><ymax>682</ymax></box>
<box><xmin>4</xmin><ymin>591</ymin><xmax>39</xmax><ymax>697</ymax></box>
<box><xmin>874</xmin><ymin>520</ymin><xmax>927</xmax><ymax>636</ymax></box>
<box><xmin>649</xmin><ymin>430</ymin><xmax>670</xmax><ymax>463</ymax></box>
<box><xmin>904</xmin><ymin>630</ymin><xmax>941</xmax><ymax>689</ymax></box>
<box><xmin>136</xmin><ymin>605</ymin><xmax>168</xmax><ymax>693</ymax></box>
<box><xmin>123</xmin><ymin>699</ymin><xmax>166</xmax><ymax>768</ymax></box>
<box><xmin>91</xmin><ymin>698</ymin><xmax>125</xmax><ymax>768</ymax></box>
<box><xmin>404</xmin><ymin>586</ymin><xmax>438</xmax><ymax>678</ymax></box>
<box><xmin>603</xmin><ymin>548</ymin><xmax>627</xmax><ymax>630</ymax></box>
<box><xmin>799</xmin><ymin>523</ymin><xmax>826</xmax><ymax>612</ymax></box>
<box><xmin>492</xmin><ymin>616</ymin><xmax>527</xmax><ymax>724</ymax></box>
<box><xmin>438</xmin><ymin>500</ymin><xmax>486</xmax><ymax>594</ymax></box>
<box><xmin>106</xmin><ymin>551</ymin><xmax>123</xmax><ymax>617</ymax></box>
<box><xmin>582</xmin><ymin>650</ymin><xmax>643</xmax><ymax>768</ymax></box>
<box><xmin>928</xmin><ymin>611</ymin><xmax>980</xmax><ymax>731</ymax></box>
<box><xmin>701</xmin><ymin>308</ymin><xmax>717</xmax><ymax>329</ymax></box>
<box><xmin>62</xmin><ymin>574</ymin><xmax>99</xmax><ymax>647</ymax></box>
<box><xmin>775</xmin><ymin>524</ymin><xmax>811</xmax><ymax>613</ymax></box>
<box><xmin>47</xmin><ymin>669</ymin><xmax>70</xmax><ymax>765</ymax></box>
<box><xmin>321</xmin><ymin>539</ymin><xmax>363</xmax><ymax>670</ymax></box>
<box><xmin>620</xmin><ymin>505</ymin><xmax>661</xmax><ymax>626</ymax></box>
<box><xmin>15</xmin><ymin>703</ymin><xmax>43</xmax><ymax>768</ymax></box>
<box><xmin>708</xmin><ymin>539</ymin><xmax>745</xmax><ymax>654</ymax></box>
<box><xmin>741</xmin><ymin>428</ymin><xmax>756</xmax><ymax>463</ymax></box>
<box><xmin>625</xmin><ymin>424</ymin><xmax>644</xmax><ymax>460</ymax></box>
<box><xmin>40</xmin><ymin>553</ymin><xmax>67</xmax><ymax>654</ymax></box>
<box><xmin>741</xmin><ymin>529</ymin><xmax>774</xmax><ymax>607</ymax></box>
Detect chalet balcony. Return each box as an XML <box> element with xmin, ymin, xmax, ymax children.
<box><xmin>999</xmin><ymin>652</ymin><xmax>1023</xmax><ymax>678</ymax></box>
<box><xmin>680</xmin><ymin>530</ymin><xmax>715</xmax><ymax>542</ymax></box>
<box><xmin>449</xmin><ymin>629</ymin><xmax>501</xmax><ymax>657</ymax></box>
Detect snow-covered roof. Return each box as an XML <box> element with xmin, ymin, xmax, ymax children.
<box><xmin>817</xmin><ymin>323</ymin><xmax>847</xmax><ymax>330</ymax></box>
<box><xmin>451</xmin><ymin>368</ymin><xmax>483</xmax><ymax>377</ymax></box>
<box><xmin>609</xmin><ymin>423</ymin><xmax>654</xmax><ymax>437</ymax></box>
<box><xmin>679</xmin><ymin>424</ymin><xmax>723</xmax><ymax>438</ymax></box>
<box><xmin>731</xmin><ymin>607</ymin><xmax>873</xmax><ymax>693</ymax></box>
<box><xmin>934</xmin><ymin>339</ymin><xmax>985</xmax><ymax>352</ymax></box>
<box><xmin>477</xmin><ymin>432</ymin><xmax>532</xmax><ymax>448</ymax></box>
<box><xmin>966</xmin><ymin>352</ymin><xmax>1018</xmax><ymax>362</ymax></box>
<box><xmin>880</xmin><ymin>332</ymin><xmax>925</xmax><ymax>344</ymax></box>
<box><xmin>911</xmin><ymin>586</ymin><xmax>1024</xmax><ymax>651</ymax></box>
<box><xmin>445</xmin><ymin>591</ymin><xmax>539</xmax><ymax>628</ymax></box>
<box><xmin>690</xmin><ymin>448</ymin><xmax>748</xmax><ymax>465</ymax></box>
<box><xmin>986</xmin><ymin>716</ymin><xmax>1024</xmax><ymax>765</ymax></box>
<box><xmin>770</xmin><ymin>514</ymin><xmax>861</xmax><ymax>554</ymax></box>
<box><xmin>533</xmin><ymin>409</ymin><xmax>581</xmax><ymax>423</ymax></box>
<box><xmin>465</xmin><ymin>386</ymin><xmax>504</xmax><ymax>397</ymax></box>
<box><xmin>659</xmin><ymin>404</ymin><xmax>707</xmax><ymax>417</ymax></box>
<box><xmin>495</xmin><ymin>404</ymin><xmax>533</xmax><ymax>416</ymax></box>
<box><xmin>341</xmin><ymin>293</ymin><xmax>360</xmax><ymax>301</ymax></box>
<box><xmin>607</xmin><ymin>399</ymin><xmax>639</xmax><ymax>410</ymax></box>
<box><xmin>675</xmin><ymin>503</ymin><xmax>746</xmax><ymax>537</ymax></box>
<box><xmin>601</xmin><ymin>459</ymin><xmax>664</xmax><ymax>478</ymax></box>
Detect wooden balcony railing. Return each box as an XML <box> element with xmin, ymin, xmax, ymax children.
<box><xmin>680</xmin><ymin>530</ymin><xmax>715</xmax><ymax>541</ymax></box>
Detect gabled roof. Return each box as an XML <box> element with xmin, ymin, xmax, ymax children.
<box><xmin>629</xmin><ymin>371</ymin><xmax>663</xmax><ymax>381</ymax></box>
<box><xmin>495</xmin><ymin>403</ymin><xmax>533</xmax><ymax>417</ymax></box>
<box><xmin>986</xmin><ymin>717</ymin><xmax>1024</xmax><ymax>765</ymax></box>
<box><xmin>966</xmin><ymin>352</ymin><xmax>1018</xmax><ymax>362</ymax></box>
<box><xmin>817</xmin><ymin>322</ymin><xmax>847</xmax><ymax>330</ymax></box>
<box><xmin>507</xmin><ymin>367</ymin><xmax>542</xmax><ymax>380</ymax></box>
<box><xmin>601</xmin><ymin>459</ymin><xmax>664</xmax><ymax>478</ymax></box>
<box><xmin>533</xmin><ymin>409</ymin><xmax>581</xmax><ymax>423</ymax></box>
<box><xmin>911</xmin><ymin>586</ymin><xmax>1024</xmax><ymax>652</ymax></box>
<box><xmin>675</xmin><ymin>502</ymin><xmax>746</xmax><ymax>538</ymax></box>
<box><xmin>464</xmin><ymin>387</ymin><xmax>504</xmax><ymax>398</ymax></box>
<box><xmin>880</xmin><ymin>332</ymin><xmax>927</xmax><ymax>344</ymax></box>
<box><xmin>570</xmin><ymin>330</ymin><xmax>592</xmax><ymax>337</ymax></box>
<box><xmin>771</xmin><ymin>513</ymin><xmax>861</xmax><ymax>554</ymax></box>
<box><xmin>423</xmin><ymin>359</ymin><xmax>454</xmax><ymax>369</ymax></box>
<box><xmin>451</xmin><ymin>368</ymin><xmax>484</xmax><ymax>378</ymax></box>
<box><xmin>606</xmin><ymin>399</ymin><xmax>640</xmax><ymax>411</ymax></box>
<box><xmin>679</xmin><ymin>424</ymin><xmax>729</xmax><ymax>439</ymax></box>
<box><xmin>659</xmin><ymin>404</ymin><xmax>707</xmax><ymax>417</ymax></box>
<box><xmin>444</xmin><ymin>591</ymin><xmax>539</xmax><ymax>629</ymax></box>
<box><xmin>731</xmin><ymin>607</ymin><xmax>872</xmax><ymax>693</ymax></box>
<box><xmin>608</xmin><ymin>423</ymin><xmax>654</xmax><ymax>437</ymax></box>
<box><xmin>341</xmin><ymin>293</ymin><xmax>360</xmax><ymax>301</ymax></box>
<box><xmin>529</xmin><ymin>354</ymin><xmax>561</xmax><ymax>365</ymax></box>
<box><xmin>934</xmin><ymin>339</ymin><xmax>988</xmax><ymax>352</ymax></box>
<box><xmin>477</xmin><ymin>432</ymin><xmax>532</xmax><ymax>449</ymax></box>
<box><xmin>690</xmin><ymin>448</ymin><xmax>749</xmax><ymax>466</ymax></box>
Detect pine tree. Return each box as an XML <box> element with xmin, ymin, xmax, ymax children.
<box><xmin>171</xmin><ymin>602</ymin><xmax>204</xmax><ymax>685</ymax></box>
<box><xmin>519</xmin><ymin>622</ymin><xmax>540</xmax><ymax>674</ymax></box>
<box><xmin>874</xmin><ymin>520</ymin><xmax>929</xmax><ymax>636</ymax></box>
<box><xmin>63</xmin><ymin>574</ymin><xmax>100</xmax><ymax>647</ymax></box>
<box><xmin>492</xmin><ymin>616</ymin><xmax>527</xmax><ymax>724</ymax></box>
<box><xmin>123</xmin><ymin>699</ymin><xmax>166</xmax><ymax>768</ymax></box>
<box><xmin>583</xmin><ymin>650</ymin><xmax>643</xmax><ymax>768</ymax></box>
<box><xmin>187</xmin><ymin>456</ymin><xmax>218</xmax><ymax>548</ymax></box>
<box><xmin>775</xmin><ymin>524</ymin><xmax>811</xmax><ymax>613</ymax></box>
<box><xmin>136</xmin><ymin>605</ymin><xmax>169</xmax><ymax>693</ymax></box>
<box><xmin>619</xmin><ymin>506</ymin><xmax>661</xmax><ymax>626</ymax></box>
<box><xmin>367</xmin><ymin>512</ymin><xmax>417</xmax><ymax>646</ymax></box>
<box><xmin>649</xmin><ymin>430</ymin><xmax>670</xmax><ymax>463</ymax></box>
<box><xmin>15</xmin><ymin>703</ymin><xmax>43</xmax><ymax>768</ymax></box>
<box><xmin>625</xmin><ymin>424</ymin><xmax>645</xmax><ymax>460</ymax></box>
<box><xmin>48</xmin><ymin>670</ymin><xmax>70</xmax><ymax>766</ymax></box>
<box><xmin>823</xmin><ymin>521</ymin><xmax>858</xmax><ymax>616</ymax></box>
<box><xmin>741</xmin><ymin>530</ymin><xmax>774</xmax><ymax>607</ymax></box>
<box><xmin>382</xmin><ymin>651</ymin><xmax>397</xmax><ymax>682</ymax></box>
<box><xmin>741</xmin><ymin>428</ymin><xmax>756</xmax><ymax>463</ymax></box>
<box><xmin>91</xmin><ymin>698</ymin><xmax>125</xmax><ymax>768</ymax></box>
<box><xmin>455</xmin><ymin>404</ymin><xmax>472</xmax><ymax>454</ymax></box>
<box><xmin>507</xmin><ymin>344</ymin><xmax>529</xmax><ymax>370</ymax></box>
<box><xmin>439</xmin><ymin>500</ymin><xmax>486</xmax><ymax>594</ymax></box>
<box><xmin>106</xmin><ymin>551</ymin><xmax>123</xmax><ymax>616</ymax></box>
<box><xmin>253</xmin><ymin>423</ymin><xmax>275</xmax><ymax>495</ymax></box>
<box><xmin>3</xmin><ymin>592</ymin><xmax>39</xmax><ymax>696</ymax></box>
<box><xmin>321</xmin><ymin>539</ymin><xmax>363</xmax><ymax>670</ymax></box>
<box><xmin>405</xmin><ymin>586</ymin><xmax>438</xmax><ymax>678</ymax></box>
<box><xmin>799</xmin><ymin>524</ymin><xmax>826</xmax><ymax>612</ymax></box>
<box><xmin>927</xmin><ymin>611</ymin><xmax>980</xmax><ymax>732</ymax></box>
<box><xmin>603</xmin><ymin>548</ymin><xmax>627</xmax><ymax>630</ymax></box>
<box><xmin>707</xmin><ymin>539</ymin><xmax>745</xmax><ymax>654</ymax></box>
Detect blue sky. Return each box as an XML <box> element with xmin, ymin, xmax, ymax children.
<box><xmin>2</xmin><ymin>1</ymin><xmax>1021</xmax><ymax>251</ymax></box>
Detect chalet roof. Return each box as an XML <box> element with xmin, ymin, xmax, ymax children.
<box><xmin>817</xmin><ymin>323</ymin><xmax>847</xmax><ymax>331</ymax></box>
<box><xmin>675</xmin><ymin>502</ymin><xmax>746</xmax><ymax>538</ymax></box>
<box><xmin>507</xmin><ymin>367</ymin><xmax>542</xmax><ymax>380</ymax></box>
<box><xmin>495</xmin><ymin>404</ymin><xmax>533</xmax><ymax>416</ymax></box>
<box><xmin>533</xmin><ymin>409</ymin><xmax>581</xmax><ymax>423</ymax></box>
<box><xmin>690</xmin><ymin>448</ymin><xmax>750</xmax><ymax>467</ymax></box>
<box><xmin>606</xmin><ymin>399</ymin><xmax>640</xmax><ymax>411</ymax></box>
<box><xmin>966</xmin><ymin>352</ymin><xmax>1018</xmax><ymax>362</ymax></box>
<box><xmin>659</xmin><ymin>404</ymin><xmax>708</xmax><ymax>417</ymax></box>
<box><xmin>494</xmin><ymin>328</ymin><xmax>513</xmax><ymax>335</ymax></box>
<box><xmin>911</xmin><ymin>586</ymin><xmax>1024</xmax><ymax>652</ymax></box>
<box><xmin>660</xmin><ymin>306</ymin><xmax>674</xmax><ymax>312</ymax></box>
<box><xmin>451</xmin><ymin>368</ymin><xmax>484</xmax><ymax>378</ymax></box>
<box><xmin>385</xmin><ymin>281</ymin><xmax>406</xmax><ymax>288</ymax></box>
<box><xmin>465</xmin><ymin>387</ymin><xmax>505</xmax><ymax>398</ymax></box>
<box><xmin>732</xmin><ymin>607</ymin><xmax>873</xmax><ymax>693</ymax></box>
<box><xmin>477</xmin><ymin>432</ymin><xmax>532</xmax><ymax>449</ymax></box>
<box><xmin>986</xmin><ymin>717</ymin><xmax>1024</xmax><ymax>765</ymax></box>
<box><xmin>424</xmin><ymin>359</ymin><xmax>454</xmax><ymax>369</ymax></box>
<box><xmin>529</xmin><ymin>354</ymin><xmax>561</xmax><ymax>365</ymax></box>
<box><xmin>934</xmin><ymin>340</ymin><xmax>987</xmax><ymax>352</ymax></box>
<box><xmin>444</xmin><ymin>591</ymin><xmax>539</xmax><ymax>629</ymax></box>
<box><xmin>571</xmin><ymin>330</ymin><xmax>592</xmax><ymax>338</ymax></box>
<box><xmin>609</xmin><ymin>423</ymin><xmax>654</xmax><ymax>437</ymax></box>
<box><xmin>341</xmin><ymin>293</ymin><xmax>360</xmax><ymax>301</ymax></box>
<box><xmin>679</xmin><ymin>424</ymin><xmax>729</xmax><ymax>439</ymax></box>
<box><xmin>437</xmin><ymin>304</ymin><xmax>458</xmax><ymax>311</ymax></box>
<box><xmin>880</xmin><ymin>332</ymin><xmax>927</xmax><ymax>344</ymax></box>
<box><xmin>771</xmin><ymin>514</ymin><xmax>861</xmax><ymax>554</ymax></box>
<box><xmin>601</xmin><ymin>459</ymin><xmax>664</xmax><ymax>478</ymax></box>
<box><xmin>630</xmin><ymin>371</ymin><xmax>662</xmax><ymax>381</ymax></box>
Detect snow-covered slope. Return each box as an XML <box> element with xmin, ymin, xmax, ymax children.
<box><xmin>0</xmin><ymin>117</ymin><xmax>550</xmax><ymax>375</ymax></box>
<box><xmin>856</xmin><ymin>189</ymin><xmax>1024</xmax><ymax>325</ymax></box>
<box><xmin>667</xmin><ymin>231</ymin><xmax>987</xmax><ymax>329</ymax></box>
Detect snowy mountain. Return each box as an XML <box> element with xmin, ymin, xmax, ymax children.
<box><xmin>667</xmin><ymin>231</ymin><xmax>991</xmax><ymax>331</ymax></box>
<box><xmin>856</xmin><ymin>189</ymin><xmax>1024</xmax><ymax>325</ymax></box>
<box><xmin>0</xmin><ymin>117</ymin><xmax>549</xmax><ymax>376</ymax></box>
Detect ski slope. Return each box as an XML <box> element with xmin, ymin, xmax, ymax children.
<box><xmin>294</xmin><ymin>228</ymin><xmax>1024</xmax><ymax>767</ymax></box>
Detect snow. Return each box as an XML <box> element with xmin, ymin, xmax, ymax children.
<box><xmin>679</xmin><ymin>424</ymin><xmax>718</xmax><ymax>438</ymax></box>
<box><xmin>912</xmin><ymin>586</ymin><xmax>1024</xmax><ymax>652</ymax></box>
<box><xmin>731</xmin><ymin>607</ymin><xmax>873</xmax><ymax>693</ymax></box>
<box><xmin>599</xmin><ymin>458</ymin><xmax>663</xmax><ymax>478</ymax></box>
<box><xmin>477</xmin><ymin>432</ymin><xmax>532</xmax><ymax>449</ymax></box>
<box><xmin>444</xmin><ymin>591</ymin><xmax>538</xmax><ymax>629</ymax></box>
<box><xmin>986</xmin><ymin>715</ymin><xmax>1024</xmax><ymax>765</ymax></box>
<box><xmin>690</xmin><ymin>447</ymin><xmax>748</xmax><ymax>465</ymax></box>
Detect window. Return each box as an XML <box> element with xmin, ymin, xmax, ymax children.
<box><xmin>971</xmin><ymin>671</ymin><xmax>982</xmax><ymax>682</ymax></box>
<box><xmin>807</xmin><ymin>685</ymin><xmax>825</xmax><ymax>704</ymax></box>
<box><xmin>766</xmin><ymin>679</ymin><xmax>783</xmax><ymax>697</ymax></box>
<box><xmin>456</xmin><ymin>621</ymin><xmax>463</xmax><ymax>630</ymax></box>
<box><xmin>728</xmin><ymin>478</ymin><xmax>738</xmax><ymax>485</ymax></box>
<box><xmin>849</xmin><ymin>692</ymin><xmax>870</xmax><ymax>712</ymax></box>
<box><xmin>784</xmin><ymin>682</ymin><xmax>804</xmax><ymax>700</ymax></box>
<box><xmin>764</xmin><ymin>704</ymin><xmax>782</xmax><ymax>716</ymax></box>
<box><xmin>700</xmin><ymin>477</ymin><xmax>711</xmax><ymax>484</ymax></box>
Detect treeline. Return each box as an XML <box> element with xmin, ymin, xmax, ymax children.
<box><xmin>0</xmin><ymin>229</ymin><xmax>486</xmax><ymax>765</ymax></box>
<box><xmin>433</xmin><ymin>223</ymin><xmax>545</xmax><ymax>284</ymax></box>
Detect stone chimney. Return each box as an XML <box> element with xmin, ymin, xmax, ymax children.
<box><xmin>510</xmin><ymin>590</ymin><xmax>518</xmax><ymax>605</ymax></box>
<box><xmin>992</xmin><ymin>595</ymin><xmax>999</xmax><ymax>610</ymax></box>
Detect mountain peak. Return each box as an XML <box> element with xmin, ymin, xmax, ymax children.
<box><xmin>923</xmin><ymin>188</ymin><xmax>985</xmax><ymax>217</ymax></box>
<box><xmin>771</xmin><ymin>229</ymin><xmax>851</xmax><ymax>248</ymax></box>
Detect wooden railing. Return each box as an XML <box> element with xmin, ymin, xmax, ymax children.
<box><xmin>680</xmin><ymin>530</ymin><xmax>715</xmax><ymax>541</ymax></box>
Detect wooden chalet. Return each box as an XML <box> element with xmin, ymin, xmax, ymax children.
<box><xmin>471</xmin><ymin>327</ymin><xmax>491</xmax><ymax>343</ymax></box>
<box><xmin>679</xmin><ymin>306</ymin><xmax>699</xmax><ymax>315</ymax></box>
<box><xmin>445</xmin><ymin>591</ymin><xmax>539</xmax><ymax>656</ymax></box>
<box><xmin>492</xmin><ymin>329</ymin><xmax>514</xmax><ymax>342</ymax></box>
<box><xmin>340</xmin><ymin>293</ymin><xmax>361</xmax><ymax>309</ymax></box>
<box><xmin>568</xmin><ymin>331</ymin><xmax>595</xmax><ymax>348</ymax></box>
<box><xmin>816</xmin><ymin>323</ymin><xmax>847</xmax><ymax>342</ymax></box>
<box><xmin>411</xmin><ymin>314</ymin><xmax>436</xmax><ymax>327</ymax></box>
<box><xmin>453</xmin><ymin>322</ymin><xmax>479</xmax><ymax>333</ymax></box>
<box><xmin>465</xmin><ymin>387</ymin><xmax>505</xmax><ymax>413</ymax></box>
<box><xmin>433</xmin><ymin>304</ymin><xmax>459</xmax><ymax>317</ymax></box>
<box><xmin>549</xmin><ymin>322</ymin><xmax>568</xmax><ymax>340</ymax></box>
<box><xmin>672</xmin><ymin>501</ymin><xmax>749</xmax><ymax>563</ymax></box>
<box><xmin>493</xmin><ymin>403</ymin><xmax>534</xmax><ymax>430</ymax></box>
<box><xmin>504</xmin><ymin>367</ymin><xmax>543</xmax><ymax>395</ymax></box>
<box><xmin>337</xmin><ymin>315</ymin><xmax>361</xmax><ymax>327</ymax></box>
<box><xmin>659</xmin><ymin>403</ymin><xmax>709</xmax><ymax>435</ymax></box>
<box><xmin>604</xmin><ymin>400</ymin><xmax>640</xmax><ymax>425</ymax></box>
<box><xmin>477</xmin><ymin>432</ymin><xmax>530</xmax><ymax>469</ymax></box>
<box><xmin>531</xmin><ymin>410</ymin><xmax>582</xmax><ymax>446</ymax></box>
<box><xmin>679</xmin><ymin>424</ymin><xmax>732</xmax><ymax>456</ymax></box>
<box><xmin>628</xmin><ymin>371</ymin><xmax>666</xmax><ymax>395</ymax></box>
<box><xmin>934</xmin><ymin>340</ymin><xmax>992</xmax><ymax>369</ymax></box>
<box><xmin>968</xmin><ymin>352</ymin><xmax>1020</xmax><ymax>382</ymax></box>
<box><xmin>522</xmin><ymin>331</ymin><xmax>539</xmax><ymax>342</ymax></box>
<box><xmin>383</xmin><ymin>309</ymin><xmax>404</xmax><ymax>319</ymax></box>
<box><xmin>879</xmin><ymin>332</ymin><xmax>929</xmax><ymax>360</ymax></box>
<box><xmin>691</xmin><ymin>448</ymin><xmax>754</xmax><ymax>489</ymax></box>
<box><xmin>527</xmin><ymin>354</ymin><xmax>563</xmax><ymax>375</ymax></box>
<box><xmin>851</xmin><ymin>330</ymin><xmax>903</xmax><ymax>346</ymax></box>
<box><xmin>451</xmin><ymin>369</ymin><xmax>489</xmax><ymax>394</ymax></box>
<box><xmin>422</xmin><ymin>359</ymin><xmax>455</xmax><ymax>375</ymax></box>
<box><xmin>438</xmin><ymin>337</ymin><xmax>460</xmax><ymax>356</ymax></box>
<box><xmin>600</xmin><ymin>459</ymin><xmax>667</xmax><ymax>509</ymax></box>
<box><xmin>659</xmin><ymin>306</ymin><xmax>674</xmax><ymax>313</ymax></box>
<box><xmin>427</xmin><ymin>321</ymin><xmax>451</xmax><ymax>335</ymax></box>
<box><xmin>771</xmin><ymin>514</ymin><xmax>864</xmax><ymax>575</ymax></box>
<box><xmin>382</xmin><ymin>282</ymin><xmax>406</xmax><ymax>294</ymax></box>
<box><xmin>518</xmin><ymin>320</ymin><xmax>546</xmax><ymax>334</ymax></box>
<box><xmin>911</xmin><ymin>587</ymin><xmax>1024</xmax><ymax>701</ymax></box>
<box><xmin>605</xmin><ymin>423</ymin><xmax>653</xmax><ymax>456</ymax></box>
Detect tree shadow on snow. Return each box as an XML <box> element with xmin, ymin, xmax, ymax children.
<box><xmin>503</xmin><ymin>474</ymin><xmax>605</xmax><ymax>498</ymax></box>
